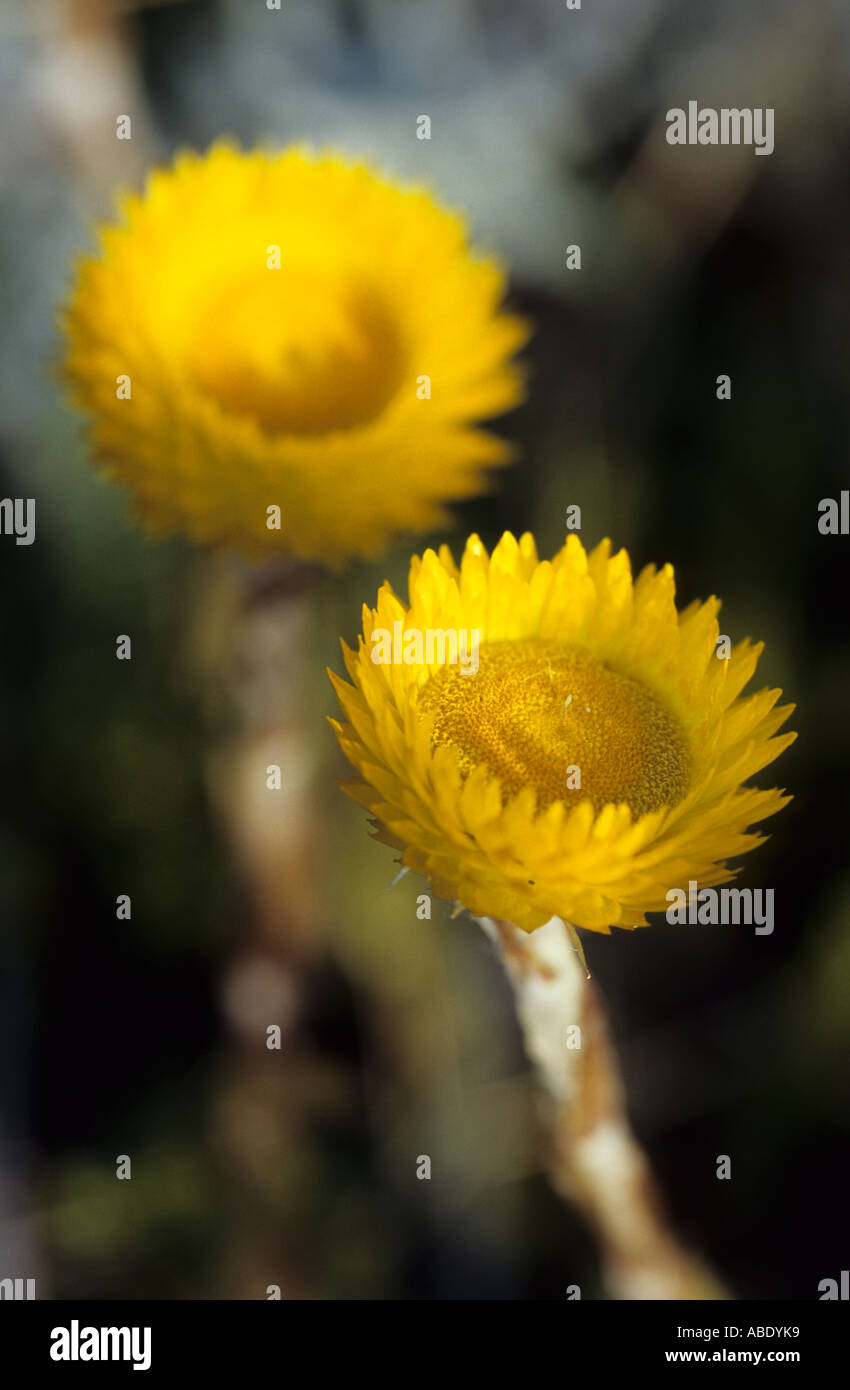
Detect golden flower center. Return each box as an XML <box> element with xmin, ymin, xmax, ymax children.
<box><xmin>418</xmin><ymin>640</ymin><xmax>691</xmax><ymax>815</ymax></box>
<box><xmin>191</xmin><ymin>268</ymin><xmax>405</xmax><ymax>435</ymax></box>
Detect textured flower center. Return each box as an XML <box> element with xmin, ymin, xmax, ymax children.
<box><xmin>418</xmin><ymin>640</ymin><xmax>690</xmax><ymax>815</ymax></box>
<box><xmin>191</xmin><ymin>269</ymin><xmax>405</xmax><ymax>435</ymax></box>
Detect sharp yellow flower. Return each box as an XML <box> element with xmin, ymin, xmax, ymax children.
<box><xmin>329</xmin><ymin>532</ymin><xmax>796</xmax><ymax>934</ymax></box>
<box><xmin>61</xmin><ymin>143</ymin><xmax>528</xmax><ymax>565</ymax></box>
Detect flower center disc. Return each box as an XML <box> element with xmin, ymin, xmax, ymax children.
<box><xmin>192</xmin><ymin>269</ymin><xmax>405</xmax><ymax>435</ymax></box>
<box><xmin>418</xmin><ymin>640</ymin><xmax>690</xmax><ymax>816</ymax></box>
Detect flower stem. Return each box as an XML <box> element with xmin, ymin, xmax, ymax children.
<box><xmin>479</xmin><ymin>915</ymin><xmax>726</xmax><ymax>1300</ymax></box>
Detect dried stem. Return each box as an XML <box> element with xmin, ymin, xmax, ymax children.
<box><xmin>187</xmin><ymin>557</ymin><xmax>329</xmax><ymax>1297</ymax></box>
<box><xmin>479</xmin><ymin>915</ymin><xmax>725</xmax><ymax>1300</ymax></box>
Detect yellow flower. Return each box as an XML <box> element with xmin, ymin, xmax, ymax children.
<box><xmin>61</xmin><ymin>143</ymin><xmax>527</xmax><ymax>565</ymax></box>
<box><xmin>329</xmin><ymin>532</ymin><xmax>796</xmax><ymax>934</ymax></box>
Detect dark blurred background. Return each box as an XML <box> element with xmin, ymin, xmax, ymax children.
<box><xmin>0</xmin><ymin>0</ymin><xmax>848</xmax><ymax>1299</ymax></box>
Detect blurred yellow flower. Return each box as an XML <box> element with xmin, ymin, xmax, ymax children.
<box><xmin>330</xmin><ymin>532</ymin><xmax>796</xmax><ymax>933</ymax></box>
<box><xmin>62</xmin><ymin>143</ymin><xmax>528</xmax><ymax>564</ymax></box>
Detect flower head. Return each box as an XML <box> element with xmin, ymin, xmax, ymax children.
<box><xmin>61</xmin><ymin>144</ymin><xmax>527</xmax><ymax>564</ymax></box>
<box><xmin>329</xmin><ymin>532</ymin><xmax>796</xmax><ymax>933</ymax></box>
